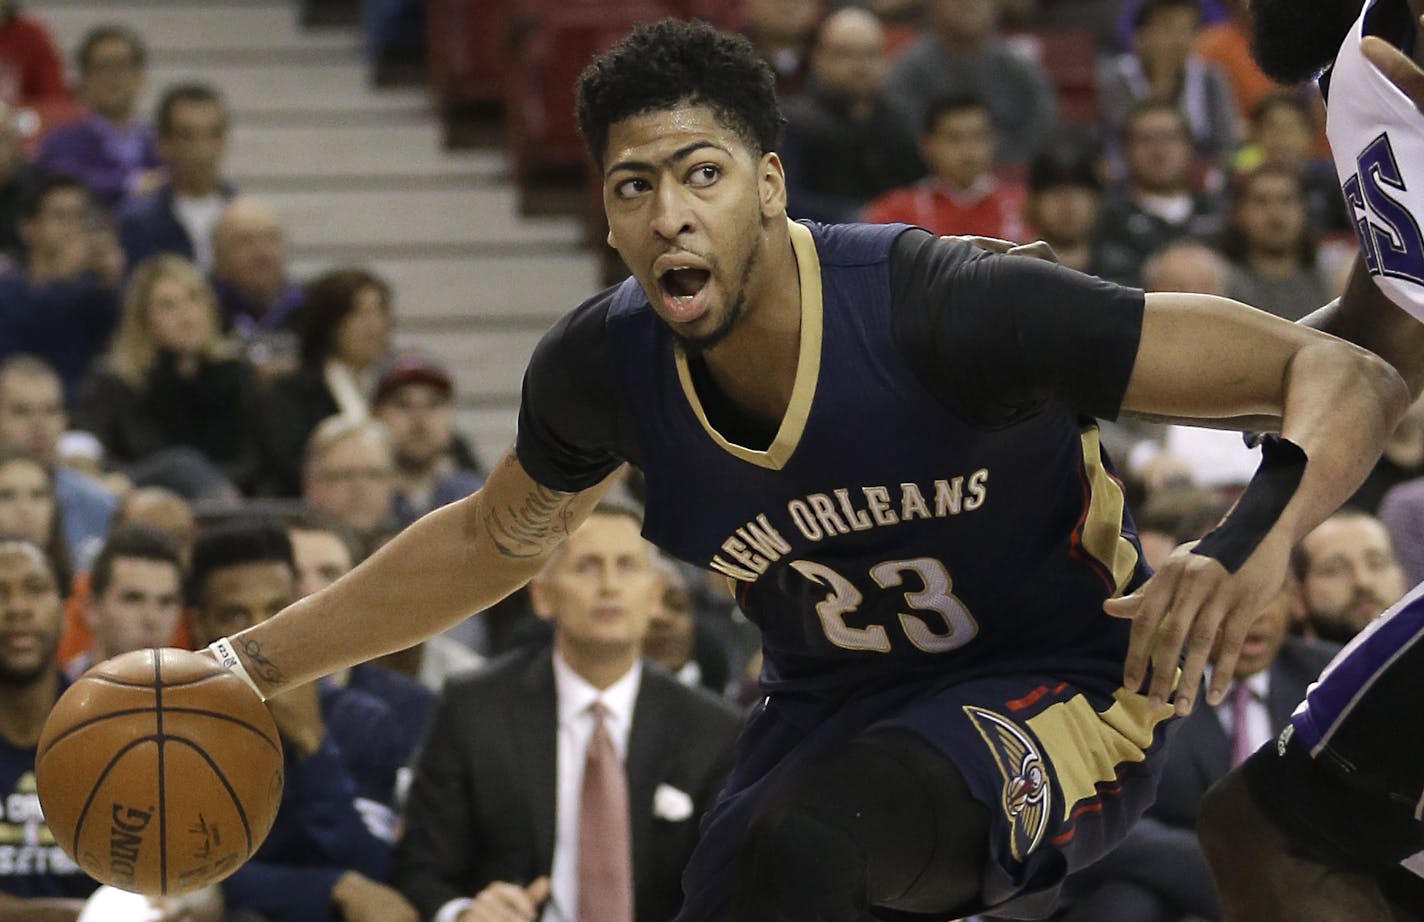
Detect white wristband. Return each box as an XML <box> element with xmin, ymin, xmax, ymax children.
<box><xmin>208</xmin><ymin>637</ymin><xmax>267</xmax><ymax>701</ymax></box>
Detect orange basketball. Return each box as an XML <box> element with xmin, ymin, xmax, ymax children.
<box><xmin>34</xmin><ymin>648</ymin><xmax>284</xmax><ymax>895</ymax></box>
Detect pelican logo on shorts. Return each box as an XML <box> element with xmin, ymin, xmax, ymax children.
<box><xmin>108</xmin><ymin>803</ymin><xmax>153</xmax><ymax>886</ymax></box>
<box><xmin>964</xmin><ymin>706</ymin><xmax>1050</xmax><ymax>861</ymax></box>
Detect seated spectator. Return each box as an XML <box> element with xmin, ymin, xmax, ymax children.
<box><xmin>0</xmin><ymin>0</ymin><xmax>68</xmax><ymax>108</ymax></box>
<box><xmin>301</xmin><ymin>416</ymin><xmax>397</xmax><ymax>553</ymax></box>
<box><xmin>646</xmin><ymin>557</ymin><xmax>736</xmax><ymax>695</ymax></box>
<box><xmin>211</xmin><ymin>196</ymin><xmax>304</xmax><ymax>354</ymax></box>
<box><xmin>394</xmin><ymin>500</ymin><xmax>743</xmax><ymax>922</ymax></box>
<box><xmin>262</xmin><ymin>268</ymin><xmax>394</xmax><ymax>496</ymax></box>
<box><xmin>55</xmin><ymin>486</ymin><xmax>194</xmax><ymax>670</ymax></box>
<box><xmin>1058</xmin><ymin>587</ymin><xmax>1335</xmax><ymax>922</ymax></box>
<box><xmin>372</xmin><ymin>351</ymin><xmax>482</xmax><ymax>528</ymax></box>
<box><xmin>0</xmin><ymin>176</ymin><xmax>123</xmax><ymax>398</ymax></box>
<box><xmin>116</xmin><ymin>83</ymin><xmax>235</xmax><ymax>271</ymax></box>
<box><xmin>739</xmin><ymin>0</ymin><xmax>820</xmax><ymax>96</ymax></box>
<box><xmin>1098</xmin><ymin>0</ymin><xmax>1238</xmax><ymax>168</ymax></box>
<box><xmin>781</xmin><ymin>7</ymin><xmax>923</xmax><ymax>224</ymax></box>
<box><xmin>35</xmin><ymin>26</ymin><xmax>159</xmax><ymax>208</ymax></box>
<box><xmin>287</xmin><ymin>513</ymin><xmax>442</xmax><ymax>762</ymax></box>
<box><xmin>73</xmin><ymin>254</ymin><xmax>262</xmax><ymax>498</ymax></box>
<box><xmin>185</xmin><ymin>520</ymin><xmax>416</xmax><ymax>922</ymax></box>
<box><xmin>0</xmin><ymin>537</ymin><xmax>96</xmax><ymax>916</ymax></box>
<box><xmin>0</xmin><ymin>355</ymin><xmax>116</xmax><ymax>567</ymax></box>
<box><xmin>863</xmin><ymin>93</ymin><xmax>1026</xmax><ymax>240</ymax></box>
<box><xmin>1291</xmin><ymin>508</ymin><xmax>1407</xmax><ymax>644</ymax></box>
<box><xmin>0</xmin><ymin>102</ymin><xmax>33</xmax><ymax>269</ymax></box>
<box><xmin>1234</xmin><ymin>90</ymin><xmax>1347</xmax><ymax>233</ymax></box>
<box><xmin>1023</xmin><ymin>137</ymin><xmax>1103</xmax><ymax>274</ymax></box>
<box><xmin>65</xmin><ymin>524</ymin><xmax>181</xmax><ymax>679</ymax></box>
<box><xmin>1221</xmin><ymin>165</ymin><xmax>1328</xmax><ymax>321</ymax></box>
<box><xmin>1093</xmin><ymin>100</ymin><xmax>1224</xmax><ymax>286</ymax></box>
<box><xmin>1194</xmin><ymin>0</ymin><xmax>1282</xmax><ymax>118</ymax></box>
<box><xmin>0</xmin><ymin>445</ymin><xmax>71</xmax><ymax>591</ymax></box>
<box><xmin>885</xmin><ymin>0</ymin><xmax>1055</xmax><ymax>165</ymax></box>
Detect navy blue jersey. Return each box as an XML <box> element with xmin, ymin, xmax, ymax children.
<box><xmin>0</xmin><ymin>682</ymin><xmax>98</xmax><ymax>900</ymax></box>
<box><xmin>519</xmin><ymin>221</ymin><xmax>1149</xmax><ymax>697</ymax></box>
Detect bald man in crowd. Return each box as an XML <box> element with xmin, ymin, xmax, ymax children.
<box><xmin>210</xmin><ymin>197</ymin><xmax>304</xmax><ymax>354</ymax></box>
<box><xmin>780</xmin><ymin>7</ymin><xmax>923</xmax><ymax>223</ymax></box>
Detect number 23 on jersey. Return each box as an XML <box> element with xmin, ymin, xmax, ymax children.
<box><xmin>792</xmin><ymin>557</ymin><xmax>980</xmax><ymax>653</ymax></box>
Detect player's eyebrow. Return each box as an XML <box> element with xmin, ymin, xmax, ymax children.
<box><xmin>605</xmin><ymin>141</ymin><xmax>728</xmax><ymax>178</ymax></box>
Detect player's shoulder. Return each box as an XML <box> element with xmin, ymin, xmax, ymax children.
<box><xmin>802</xmin><ymin>219</ymin><xmax>915</xmax><ymax>269</ymax></box>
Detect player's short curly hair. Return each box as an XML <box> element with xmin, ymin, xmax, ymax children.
<box><xmin>576</xmin><ymin>19</ymin><xmax>781</xmax><ymax>169</ymax></box>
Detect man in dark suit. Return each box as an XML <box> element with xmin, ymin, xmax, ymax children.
<box><xmin>1052</xmin><ymin>587</ymin><xmax>1339</xmax><ymax>922</ymax></box>
<box><xmin>394</xmin><ymin>499</ymin><xmax>743</xmax><ymax>922</ymax></box>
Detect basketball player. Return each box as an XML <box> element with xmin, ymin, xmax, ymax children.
<box><xmin>1153</xmin><ymin>1</ymin><xmax>1424</xmax><ymax>919</ymax></box>
<box><xmin>201</xmin><ymin>21</ymin><xmax>1409</xmax><ymax>921</ymax></box>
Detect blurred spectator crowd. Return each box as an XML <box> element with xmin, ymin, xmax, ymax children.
<box><xmin>2</xmin><ymin>0</ymin><xmax>1424</xmax><ymax>921</ymax></box>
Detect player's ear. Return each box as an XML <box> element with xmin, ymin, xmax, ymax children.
<box><xmin>606</xmin><ymin>227</ymin><xmax>618</xmax><ymax>249</ymax></box>
<box><xmin>759</xmin><ymin>151</ymin><xmax>787</xmax><ymax>219</ymax></box>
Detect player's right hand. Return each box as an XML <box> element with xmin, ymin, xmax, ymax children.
<box><xmin>1104</xmin><ymin>531</ymin><xmax>1291</xmax><ymax>716</ymax></box>
<box><xmin>459</xmin><ymin>877</ymin><xmax>551</xmax><ymax>922</ymax></box>
<box><xmin>1364</xmin><ymin>26</ymin><xmax>1424</xmax><ymax>114</ymax></box>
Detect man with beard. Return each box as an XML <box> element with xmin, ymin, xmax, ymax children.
<box><xmin>1291</xmin><ymin>508</ymin><xmax>1406</xmax><ymax>643</ymax></box>
<box><xmin>196</xmin><ymin>20</ymin><xmax>1410</xmax><ymax>922</ymax></box>
<box><xmin>1221</xmin><ymin>165</ymin><xmax>1330</xmax><ymax>322</ymax></box>
<box><xmin>0</xmin><ymin>538</ymin><xmax>95</xmax><ymax>920</ymax></box>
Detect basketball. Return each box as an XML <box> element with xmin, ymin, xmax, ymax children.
<box><xmin>34</xmin><ymin>648</ymin><xmax>284</xmax><ymax>896</ymax></box>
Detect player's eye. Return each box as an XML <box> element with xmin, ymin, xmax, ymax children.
<box><xmin>614</xmin><ymin>177</ymin><xmax>650</xmax><ymax>199</ymax></box>
<box><xmin>687</xmin><ymin>164</ymin><xmax>719</xmax><ymax>188</ymax></box>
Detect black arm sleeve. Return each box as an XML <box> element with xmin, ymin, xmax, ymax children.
<box><xmin>889</xmin><ymin>228</ymin><xmax>1146</xmax><ymax>427</ymax></box>
<box><xmin>515</xmin><ymin>288</ymin><xmax>636</xmax><ymax>492</ymax></box>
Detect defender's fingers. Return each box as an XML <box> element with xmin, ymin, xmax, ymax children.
<box><xmin>1364</xmin><ymin>35</ymin><xmax>1424</xmax><ymax>114</ymax></box>
<box><xmin>1208</xmin><ymin>607</ymin><xmax>1255</xmax><ymax>708</ymax></box>
<box><xmin>1005</xmin><ymin>240</ymin><xmax>1061</xmax><ymax>264</ymax></box>
<box><xmin>948</xmin><ymin>234</ymin><xmax>1019</xmax><ymax>253</ymax></box>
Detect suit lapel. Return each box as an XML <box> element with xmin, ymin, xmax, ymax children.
<box><xmin>511</xmin><ymin>650</ymin><xmax>559</xmax><ymax>871</ymax></box>
<box><xmin>626</xmin><ymin>666</ymin><xmax>670</xmax><ymax>914</ymax></box>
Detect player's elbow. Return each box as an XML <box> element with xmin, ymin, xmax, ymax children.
<box><xmin>1305</xmin><ymin>338</ymin><xmax>1410</xmax><ymax>429</ymax></box>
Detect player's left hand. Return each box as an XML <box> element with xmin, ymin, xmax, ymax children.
<box><xmin>1104</xmin><ymin>532</ymin><xmax>1291</xmax><ymax>716</ymax></box>
<box><xmin>951</xmin><ymin>235</ymin><xmax>1061</xmax><ymax>264</ymax></box>
<box><xmin>1363</xmin><ymin>25</ymin><xmax>1424</xmax><ymax>114</ymax></box>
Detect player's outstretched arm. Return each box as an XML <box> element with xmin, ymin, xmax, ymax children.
<box><xmin>1299</xmin><ymin>256</ymin><xmax>1424</xmax><ymax>398</ymax></box>
<box><xmin>214</xmin><ymin>449</ymin><xmax>621</xmax><ymax>698</ymax></box>
<box><xmin>1105</xmin><ymin>292</ymin><xmax>1409</xmax><ymax>715</ymax></box>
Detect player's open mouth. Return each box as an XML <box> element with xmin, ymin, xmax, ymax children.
<box><xmin>657</xmin><ymin>264</ymin><xmax>712</xmax><ymax>324</ymax></box>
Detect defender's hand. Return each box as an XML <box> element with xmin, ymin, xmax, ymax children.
<box><xmin>1363</xmin><ymin>29</ymin><xmax>1424</xmax><ymax>113</ymax></box>
<box><xmin>458</xmin><ymin>877</ymin><xmax>551</xmax><ymax>922</ymax></box>
<box><xmin>1104</xmin><ymin>534</ymin><xmax>1291</xmax><ymax>716</ymax></box>
<box><xmin>950</xmin><ymin>234</ymin><xmax>1062</xmax><ymax>264</ymax></box>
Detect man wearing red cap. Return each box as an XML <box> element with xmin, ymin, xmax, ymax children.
<box><xmin>372</xmin><ymin>351</ymin><xmax>484</xmax><ymax>528</ymax></box>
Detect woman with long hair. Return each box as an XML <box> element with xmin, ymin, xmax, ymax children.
<box><xmin>261</xmin><ymin>267</ymin><xmax>394</xmax><ymax>496</ymax></box>
<box><xmin>72</xmin><ymin>253</ymin><xmax>262</xmax><ymax>497</ymax></box>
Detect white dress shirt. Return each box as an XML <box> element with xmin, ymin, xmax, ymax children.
<box><xmin>1214</xmin><ymin>670</ymin><xmax>1274</xmax><ymax>760</ymax></box>
<box><xmin>433</xmin><ymin>654</ymin><xmax>642</xmax><ymax>922</ymax></box>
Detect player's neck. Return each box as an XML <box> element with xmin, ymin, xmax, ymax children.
<box><xmin>699</xmin><ymin>227</ymin><xmax>802</xmax><ymax>428</ymax></box>
<box><xmin>0</xmin><ymin>670</ymin><xmax>59</xmax><ymax>748</ymax></box>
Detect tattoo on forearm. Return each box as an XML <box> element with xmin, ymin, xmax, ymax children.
<box><xmin>485</xmin><ymin>484</ymin><xmax>579</xmax><ymax>558</ymax></box>
<box><xmin>239</xmin><ymin>639</ymin><xmax>287</xmax><ymax>686</ymax></box>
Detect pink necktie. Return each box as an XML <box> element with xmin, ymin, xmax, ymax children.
<box><xmin>578</xmin><ymin>702</ymin><xmax>634</xmax><ymax>922</ymax></box>
<box><xmin>1229</xmin><ymin>682</ymin><xmax>1255</xmax><ymax>767</ymax></box>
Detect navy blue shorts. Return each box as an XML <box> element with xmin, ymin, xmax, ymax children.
<box><xmin>1242</xmin><ymin>581</ymin><xmax>1424</xmax><ymax>870</ymax></box>
<box><xmin>675</xmin><ymin>673</ymin><xmax>1178</xmax><ymax>921</ymax></box>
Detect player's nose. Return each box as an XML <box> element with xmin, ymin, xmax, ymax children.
<box><xmin>650</xmin><ymin>184</ymin><xmax>695</xmax><ymax>240</ymax></box>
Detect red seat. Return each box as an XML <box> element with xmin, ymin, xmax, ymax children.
<box><xmin>1019</xmin><ymin>28</ymin><xmax>1100</xmax><ymax>126</ymax></box>
<box><xmin>505</xmin><ymin>1</ymin><xmax>670</xmax><ymax>183</ymax></box>
<box><xmin>426</xmin><ymin>0</ymin><xmax>516</xmax><ymax>109</ymax></box>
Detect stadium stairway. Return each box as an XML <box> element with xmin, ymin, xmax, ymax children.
<box><xmin>35</xmin><ymin>0</ymin><xmax>602</xmax><ymax>464</ymax></box>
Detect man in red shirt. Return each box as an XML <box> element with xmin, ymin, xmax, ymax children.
<box><xmin>863</xmin><ymin>92</ymin><xmax>1026</xmax><ymax>239</ymax></box>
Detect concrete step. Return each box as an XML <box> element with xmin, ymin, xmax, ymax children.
<box><xmin>291</xmin><ymin>253</ymin><xmax>600</xmax><ymax>321</ymax></box>
<box><xmin>393</xmin><ymin>327</ymin><xmax>545</xmax><ymax>402</ymax></box>
<box><xmin>36</xmin><ymin>2</ymin><xmax>354</xmax><ymax>57</ymax></box>
<box><xmin>227</xmin><ymin>123</ymin><xmax>503</xmax><ymax>182</ymax></box>
<box><xmin>142</xmin><ymin>62</ymin><xmax>424</xmax><ymax>116</ymax></box>
<box><xmin>259</xmin><ymin>187</ymin><xmax>585</xmax><ymax>251</ymax></box>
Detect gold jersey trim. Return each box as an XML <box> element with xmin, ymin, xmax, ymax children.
<box><xmin>1077</xmin><ymin>425</ymin><xmax>1139</xmax><ymax>594</ymax></box>
<box><xmin>674</xmin><ymin>219</ymin><xmax>823</xmax><ymax>470</ymax></box>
